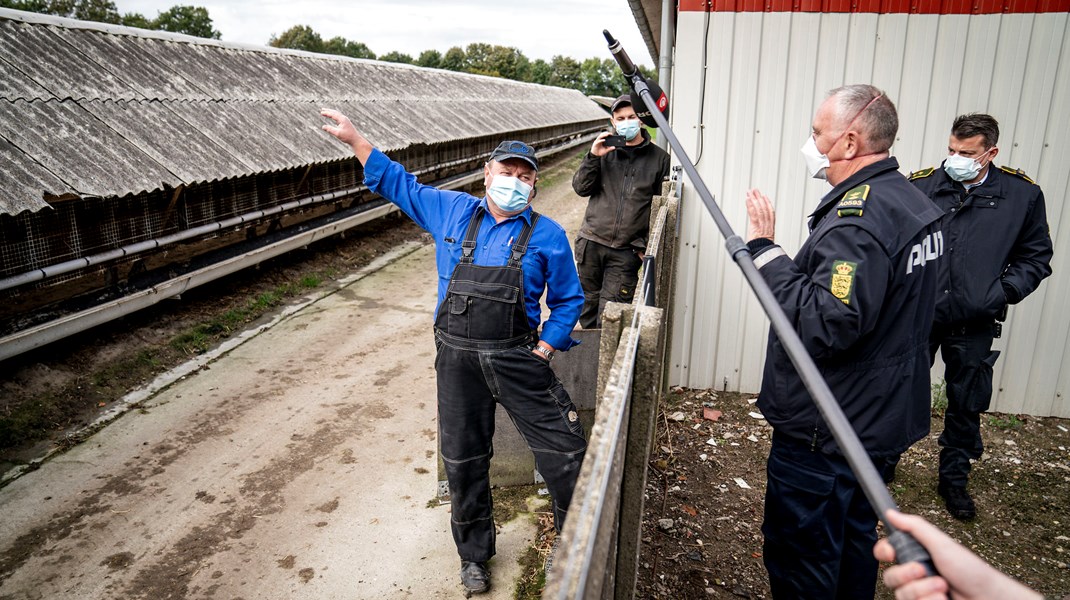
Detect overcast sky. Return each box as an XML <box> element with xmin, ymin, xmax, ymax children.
<box><xmin>117</xmin><ymin>0</ymin><xmax>656</xmax><ymax>67</ymax></box>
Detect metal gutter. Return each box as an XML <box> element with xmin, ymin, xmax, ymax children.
<box><xmin>628</xmin><ymin>0</ymin><xmax>661</xmax><ymax>65</ymax></box>
<box><xmin>655</xmin><ymin>0</ymin><xmax>675</xmax><ymax>151</ymax></box>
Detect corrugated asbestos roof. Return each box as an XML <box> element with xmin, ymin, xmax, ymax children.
<box><xmin>0</xmin><ymin>8</ymin><xmax>607</xmax><ymax>216</ymax></box>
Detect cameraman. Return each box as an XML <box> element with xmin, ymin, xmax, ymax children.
<box><xmin>571</xmin><ymin>94</ymin><xmax>670</xmax><ymax>328</ymax></box>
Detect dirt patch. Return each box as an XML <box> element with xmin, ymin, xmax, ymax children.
<box><xmin>636</xmin><ymin>387</ymin><xmax>1070</xmax><ymax>599</ymax></box>
<box><xmin>101</xmin><ymin>552</ymin><xmax>135</xmax><ymax>570</ymax></box>
<box><xmin>316</xmin><ymin>498</ymin><xmax>339</xmax><ymax>513</ymax></box>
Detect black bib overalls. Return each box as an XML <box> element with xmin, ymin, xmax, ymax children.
<box><xmin>434</xmin><ymin>207</ymin><xmax>587</xmax><ymax>563</ymax></box>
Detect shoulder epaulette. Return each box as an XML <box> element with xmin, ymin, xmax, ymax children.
<box><xmin>836</xmin><ymin>184</ymin><xmax>870</xmax><ymax>217</ymax></box>
<box><xmin>998</xmin><ymin>165</ymin><xmax>1035</xmax><ymax>184</ymax></box>
<box><xmin>908</xmin><ymin>167</ymin><xmax>935</xmax><ymax>181</ymax></box>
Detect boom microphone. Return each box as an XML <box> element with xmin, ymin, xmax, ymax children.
<box><xmin>603</xmin><ymin>29</ymin><xmax>637</xmax><ymax>78</ymax></box>
<box><xmin>603</xmin><ymin>29</ymin><xmax>668</xmax><ymax>129</ymax></box>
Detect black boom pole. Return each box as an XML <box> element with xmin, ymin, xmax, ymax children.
<box><xmin>602</xmin><ymin>30</ymin><xmax>936</xmax><ymax>574</ymax></box>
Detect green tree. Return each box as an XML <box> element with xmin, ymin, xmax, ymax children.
<box><xmin>0</xmin><ymin>0</ymin><xmax>34</xmax><ymax>10</ymax></box>
<box><xmin>528</xmin><ymin>58</ymin><xmax>552</xmax><ymax>85</ymax></box>
<box><xmin>120</xmin><ymin>12</ymin><xmax>152</xmax><ymax>28</ymax></box>
<box><xmin>72</xmin><ymin>0</ymin><xmax>119</xmax><ymax>23</ymax></box>
<box><xmin>153</xmin><ymin>5</ymin><xmax>219</xmax><ymax>39</ymax></box>
<box><xmin>378</xmin><ymin>51</ymin><xmax>413</xmax><ymax>64</ymax></box>
<box><xmin>323</xmin><ymin>36</ymin><xmax>375</xmax><ymax>59</ymax></box>
<box><xmin>548</xmin><ymin>55</ymin><xmax>581</xmax><ymax>90</ymax></box>
<box><xmin>416</xmin><ymin>49</ymin><xmax>442</xmax><ymax>69</ymax></box>
<box><xmin>1</xmin><ymin>0</ymin><xmax>221</xmax><ymax>37</ymax></box>
<box><xmin>441</xmin><ymin>46</ymin><xmax>466</xmax><ymax>72</ymax></box>
<box><xmin>269</xmin><ymin>24</ymin><xmax>324</xmax><ymax>53</ymax></box>
<box><xmin>0</xmin><ymin>0</ymin><xmax>70</xmax><ymax>15</ymax></box>
<box><xmin>464</xmin><ymin>42</ymin><xmax>494</xmax><ymax>75</ymax></box>
<box><xmin>486</xmin><ymin>46</ymin><xmax>530</xmax><ymax>81</ymax></box>
<box><xmin>0</xmin><ymin>0</ymin><xmax>112</xmax><ymax>19</ymax></box>
<box><xmin>578</xmin><ymin>57</ymin><xmax>615</xmax><ymax>96</ymax></box>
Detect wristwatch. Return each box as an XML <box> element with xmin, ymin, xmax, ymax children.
<box><xmin>533</xmin><ymin>345</ymin><xmax>555</xmax><ymax>361</ymax></box>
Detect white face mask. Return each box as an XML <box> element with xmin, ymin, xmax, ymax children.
<box><xmin>801</xmin><ymin>135</ymin><xmax>830</xmax><ymax>181</ymax></box>
<box><xmin>943</xmin><ymin>150</ymin><xmax>991</xmax><ymax>182</ymax></box>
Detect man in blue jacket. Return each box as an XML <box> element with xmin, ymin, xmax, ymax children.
<box><xmin>744</xmin><ymin>85</ymin><xmax>944</xmax><ymax>598</ymax></box>
<box><xmin>321</xmin><ymin>108</ymin><xmax>587</xmax><ymax>596</ymax></box>
<box><xmin>907</xmin><ymin>113</ymin><xmax>1052</xmax><ymax>520</ymax></box>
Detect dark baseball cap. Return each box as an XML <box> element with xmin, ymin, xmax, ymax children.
<box><xmin>610</xmin><ymin>94</ymin><xmax>632</xmax><ymax>112</ymax></box>
<box><xmin>489</xmin><ymin>140</ymin><xmax>538</xmax><ymax>171</ymax></box>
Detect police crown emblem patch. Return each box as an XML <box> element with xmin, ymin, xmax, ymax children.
<box><xmin>830</xmin><ymin>260</ymin><xmax>857</xmax><ymax>304</ymax></box>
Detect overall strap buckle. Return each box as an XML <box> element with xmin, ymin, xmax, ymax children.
<box><xmin>508</xmin><ymin>212</ymin><xmax>541</xmax><ymax>266</ymax></box>
<box><xmin>460</xmin><ymin>240</ymin><xmax>476</xmax><ymax>261</ymax></box>
<box><xmin>459</xmin><ymin>206</ymin><xmax>486</xmax><ymax>263</ymax></box>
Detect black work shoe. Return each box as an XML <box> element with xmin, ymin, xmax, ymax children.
<box><xmin>938</xmin><ymin>482</ymin><xmax>977</xmax><ymax>520</ymax></box>
<box><xmin>460</xmin><ymin>561</ymin><xmax>490</xmax><ymax>596</ymax></box>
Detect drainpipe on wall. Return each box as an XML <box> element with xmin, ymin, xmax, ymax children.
<box><xmin>656</xmin><ymin>0</ymin><xmax>674</xmax><ymax>151</ymax></box>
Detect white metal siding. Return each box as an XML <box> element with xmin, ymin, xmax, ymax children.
<box><xmin>668</xmin><ymin>10</ymin><xmax>1070</xmax><ymax>417</ymax></box>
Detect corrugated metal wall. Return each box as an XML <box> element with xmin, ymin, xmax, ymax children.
<box><xmin>668</xmin><ymin>10</ymin><xmax>1070</xmax><ymax>417</ymax></box>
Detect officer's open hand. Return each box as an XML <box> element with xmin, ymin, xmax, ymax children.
<box><xmin>745</xmin><ymin>189</ymin><xmax>776</xmax><ymax>242</ymax></box>
<box><xmin>590</xmin><ymin>131</ymin><xmax>616</xmax><ymax>157</ymax></box>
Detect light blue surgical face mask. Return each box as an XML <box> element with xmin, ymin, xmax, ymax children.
<box><xmin>487</xmin><ymin>175</ymin><xmax>533</xmax><ymax>213</ymax></box>
<box><xmin>943</xmin><ymin>150</ymin><xmax>991</xmax><ymax>182</ymax></box>
<box><xmin>615</xmin><ymin>118</ymin><xmax>642</xmax><ymax>141</ymax></box>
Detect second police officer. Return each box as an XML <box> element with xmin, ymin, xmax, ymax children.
<box><xmin>906</xmin><ymin>113</ymin><xmax>1053</xmax><ymax>520</ymax></box>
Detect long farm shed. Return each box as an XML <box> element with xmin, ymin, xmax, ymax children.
<box><xmin>0</xmin><ymin>8</ymin><xmax>607</xmax><ymax>359</ymax></box>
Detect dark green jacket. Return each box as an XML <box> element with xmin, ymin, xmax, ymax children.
<box><xmin>571</xmin><ymin>130</ymin><xmax>670</xmax><ymax>250</ymax></box>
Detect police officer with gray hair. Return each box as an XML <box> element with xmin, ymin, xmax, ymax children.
<box><xmin>744</xmin><ymin>84</ymin><xmax>944</xmax><ymax>598</ymax></box>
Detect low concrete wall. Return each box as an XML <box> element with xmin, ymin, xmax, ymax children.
<box><xmin>544</xmin><ymin>187</ymin><xmax>680</xmax><ymax>599</ymax></box>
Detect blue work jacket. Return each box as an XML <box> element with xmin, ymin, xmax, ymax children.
<box><xmin>363</xmin><ymin>149</ymin><xmax>583</xmax><ymax>350</ymax></box>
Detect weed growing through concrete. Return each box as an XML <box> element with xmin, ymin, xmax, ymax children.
<box><xmin>931</xmin><ymin>378</ymin><xmax>948</xmax><ymax>416</ymax></box>
<box><xmin>988</xmin><ymin>413</ymin><xmax>1024</xmax><ymax>429</ymax></box>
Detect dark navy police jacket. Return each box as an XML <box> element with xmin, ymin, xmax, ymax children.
<box><xmin>909</xmin><ymin>163</ymin><xmax>1052</xmax><ymax>326</ymax></box>
<box><xmin>753</xmin><ymin>158</ymin><xmax>944</xmax><ymax>457</ymax></box>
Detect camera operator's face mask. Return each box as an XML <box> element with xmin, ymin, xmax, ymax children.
<box><xmin>487</xmin><ymin>175</ymin><xmax>533</xmax><ymax>213</ymax></box>
<box><xmin>943</xmin><ymin>148</ymin><xmax>993</xmax><ymax>182</ymax></box>
<box><xmin>615</xmin><ymin>118</ymin><xmax>642</xmax><ymax>141</ymax></box>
